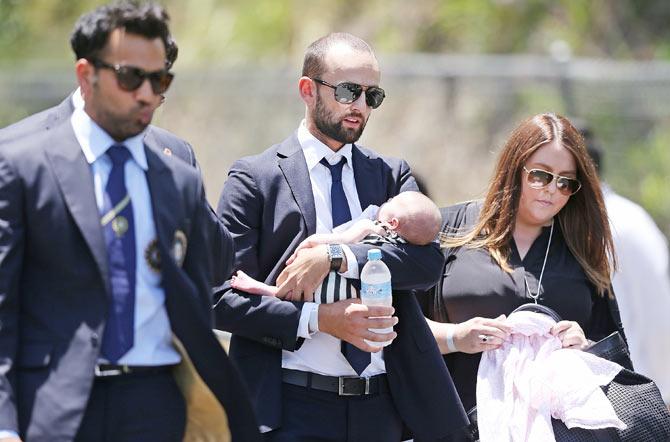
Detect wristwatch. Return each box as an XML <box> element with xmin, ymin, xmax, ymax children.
<box><xmin>327</xmin><ymin>244</ymin><xmax>344</xmax><ymax>272</ymax></box>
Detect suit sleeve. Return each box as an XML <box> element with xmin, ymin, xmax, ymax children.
<box><xmin>185</xmin><ymin>142</ymin><xmax>235</xmax><ymax>287</ymax></box>
<box><xmin>349</xmin><ymin>159</ymin><xmax>445</xmax><ymax>291</ymax></box>
<box><xmin>182</xmin><ymin>176</ymin><xmax>220</xmax><ymax>319</ymax></box>
<box><xmin>0</xmin><ymin>153</ymin><xmax>22</xmax><ymax>433</ymax></box>
<box><xmin>212</xmin><ymin>160</ymin><xmax>303</xmax><ymax>351</ymax></box>
<box><xmin>159</xmin><ymin>132</ymin><xmax>235</xmax><ymax>287</ymax></box>
<box><xmin>205</xmin><ymin>204</ymin><xmax>235</xmax><ymax>287</ymax></box>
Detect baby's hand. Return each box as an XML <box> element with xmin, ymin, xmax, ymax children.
<box><xmin>371</xmin><ymin>221</ymin><xmax>390</xmax><ymax>237</ymax></box>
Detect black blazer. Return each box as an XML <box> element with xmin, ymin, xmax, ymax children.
<box><xmin>0</xmin><ymin>101</ymin><xmax>259</xmax><ymax>442</ymax></box>
<box><xmin>214</xmin><ymin>133</ymin><xmax>468</xmax><ymax>440</ymax></box>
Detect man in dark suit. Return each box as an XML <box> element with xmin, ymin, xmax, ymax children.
<box><xmin>0</xmin><ymin>90</ymin><xmax>234</xmax><ymax>287</ymax></box>
<box><xmin>215</xmin><ymin>33</ymin><xmax>468</xmax><ymax>441</ymax></box>
<box><xmin>0</xmin><ymin>2</ymin><xmax>258</xmax><ymax>441</ymax></box>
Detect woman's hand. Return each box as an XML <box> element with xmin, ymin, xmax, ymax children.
<box><xmin>551</xmin><ymin>320</ymin><xmax>589</xmax><ymax>349</ymax></box>
<box><xmin>453</xmin><ymin>315</ymin><xmax>512</xmax><ymax>354</ymax></box>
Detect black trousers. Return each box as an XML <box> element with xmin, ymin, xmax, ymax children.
<box><xmin>265</xmin><ymin>382</ymin><xmax>403</xmax><ymax>442</ymax></box>
<box><xmin>74</xmin><ymin>370</ymin><xmax>186</xmax><ymax>442</ymax></box>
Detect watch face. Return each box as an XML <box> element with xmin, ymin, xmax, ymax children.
<box><xmin>329</xmin><ymin>244</ymin><xmax>344</xmax><ymax>259</ymax></box>
<box><xmin>328</xmin><ymin>244</ymin><xmax>343</xmax><ymax>270</ymax></box>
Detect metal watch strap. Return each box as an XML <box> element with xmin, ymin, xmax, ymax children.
<box><xmin>327</xmin><ymin>244</ymin><xmax>343</xmax><ymax>271</ymax></box>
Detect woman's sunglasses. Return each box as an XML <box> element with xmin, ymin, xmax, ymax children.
<box><xmin>90</xmin><ymin>59</ymin><xmax>174</xmax><ymax>95</ymax></box>
<box><xmin>312</xmin><ymin>78</ymin><xmax>386</xmax><ymax>109</ymax></box>
<box><xmin>523</xmin><ymin>167</ymin><xmax>582</xmax><ymax>196</ymax></box>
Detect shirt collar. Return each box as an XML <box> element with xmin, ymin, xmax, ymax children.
<box><xmin>70</xmin><ymin>100</ymin><xmax>148</xmax><ymax>171</ymax></box>
<box><xmin>72</xmin><ymin>87</ymin><xmax>84</xmax><ymax>110</ymax></box>
<box><xmin>297</xmin><ymin>119</ymin><xmax>353</xmax><ymax>171</ymax></box>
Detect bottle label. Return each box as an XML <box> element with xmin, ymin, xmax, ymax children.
<box><xmin>360</xmin><ymin>281</ymin><xmax>392</xmax><ymax>299</ymax></box>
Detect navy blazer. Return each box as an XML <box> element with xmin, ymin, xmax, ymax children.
<box><xmin>0</xmin><ymin>95</ymin><xmax>234</xmax><ymax>286</ymax></box>
<box><xmin>214</xmin><ymin>133</ymin><xmax>468</xmax><ymax>440</ymax></box>
<box><xmin>0</xmin><ymin>103</ymin><xmax>259</xmax><ymax>442</ymax></box>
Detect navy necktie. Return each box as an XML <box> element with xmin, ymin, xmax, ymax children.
<box><xmin>320</xmin><ymin>157</ymin><xmax>352</xmax><ymax>228</ymax></box>
<box><xmin>320</xmin><ymin>157</ymin><xmax>371</xmax><ymax>375</ymax></box>
<box><xmin>100</xmin><ymin>144</ymin><xmax>136</xmax><ymax>363</ymax></box>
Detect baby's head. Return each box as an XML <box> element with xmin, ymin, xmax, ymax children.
<box><xmin>377</xmin><ymin>191</ymin><xmax>442</xmax><ymax>245</ymax></box>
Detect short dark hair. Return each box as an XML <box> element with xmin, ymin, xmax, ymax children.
<box><xmin>70</xmin><ymin>1</ymin><xmax>176</xmax><ymax>68</ymax></box>
<box><xmin>302</xmin><ymin>32</ymin><xmax>374</xmax><ymax>78</ymax></box>
<box><xmin>571</xmin><ymin>118</ymin><xmax>603</xmax><ymax>173</ymax></box>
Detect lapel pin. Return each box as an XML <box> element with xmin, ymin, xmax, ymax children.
<box><xmin>163</xmin><ymin>147</ymin><xmax>173</xmax><ymax>156</ymax></box>
<box><xmin>144</xmin><ymin>239</ymin><xmax>161</xmax><ymax>273</ymax></box>
<box><xmin>172</xmin><ymin>230</ymin><xmax>187</xmax><ymax>267</ymax></box>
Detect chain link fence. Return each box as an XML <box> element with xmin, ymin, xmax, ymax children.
<box><xmin>2</xmin><ymin>54</ymin><xmax>669</xmax><ymax>235</ymax></box>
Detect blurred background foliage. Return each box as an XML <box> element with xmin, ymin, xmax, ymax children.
<box><xmin>3</xmin><ymin>0</ymin><xmax>670</xmax><ymax>62</ymax></box>
<box><xmin>1</xmin><ymin>0</ymin><xmax>669</xmax><ymax>236</ymax></box>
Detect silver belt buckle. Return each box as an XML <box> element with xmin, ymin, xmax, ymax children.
<box><xmin>338</xmin><ymin>376</ymin><xmax>370</xmax><ymax>396</ymax></box>
<box><xmin>94</xmin><ymin>365</ymin><xmax>129</xmax><ymax>377</ymax></box>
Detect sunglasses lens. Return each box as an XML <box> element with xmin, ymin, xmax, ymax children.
<box><xmin>365</xmin><ymin>87</ymin><xmax>385</xmax><ymax>109</ymax></box>
<box><xmin>527</xmin><ymin>169</ymin><xmax>553</xmax><ymax>188</ymax></box>
<box><xmin>149</xmin><ymin>72</ymin><xmax>174</xmax><ymax>94</ymax></box>
<box><xmin>116</xmin><ymin>67</ymin><xmax>145</xmax><ymax>91</ymax></box>
<box><xmin>334</xmin><ymin>83</ymin><xmax>362</xmax><ymax>104</ymax></box>
<box><xmin>557</xmin><ymin>178</ymin><xmax>580</xmax><ymax>195</ymax></box>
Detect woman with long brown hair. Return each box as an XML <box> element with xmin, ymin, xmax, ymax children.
<box><xmin>420</xmin><ymin>113</ymin><xmax>625</xmax><ymax>412</ymax></box>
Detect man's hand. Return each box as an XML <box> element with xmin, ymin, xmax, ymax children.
<box><xmin>286</xmin><ymin>234</ymin><xmax>332</xmax><ymax>266</ymax></box>
<box><xmin>318</xmin><ymin>299</ymin><xmax>398</xmax><ymax>352</ymax></box>
<box><xmin>276</xmin><ymin>245</ymin><xmax>330</xmax><ymax>301</ymax></box>
<box><xmin>0</xmin><ymin>437</ymin><xmax>22</xmax><ymax>442</ymax></box>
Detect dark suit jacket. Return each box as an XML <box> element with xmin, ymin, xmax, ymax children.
<box><xmin>0</xmin><ymin>95</ymin><xmax>234</xmax><ymax>286</ymax></box>
<box><xmin>0</xmin><ymin>103</ymin><xmax>259</xmax><ymax>441</ymax></box>
<box><xmin>214</xmin><ymin>134</ymin><xmax>468</xmax><ymax>440</ymax></box>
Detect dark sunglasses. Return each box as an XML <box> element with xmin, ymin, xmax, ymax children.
<box><xmin>312</xmin><ymin>78</ymin><xmax>386</xmax><ymax>109</ymax></box>
<box><xmin>90</xmin><ymin>59</ymin><xmax>174</xmax><ymax>95</ymax></box>
<box><xmin>523</xmin><ymin>167</ymin><xmax>582</xmax><ymax>196</ymax></box>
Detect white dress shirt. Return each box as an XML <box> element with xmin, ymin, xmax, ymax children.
<box><xmin>604</xmin><ymin>185</ymin><xmax>670</xmax><ymax>402</ymax></box>
<box><xmin>281</xmin><ymin>121</ymin><xmax>386</xmax><ymax>377</ymax></box>
<box><xmin>70</xmin><ymin>95</ymin><xmax>180</xmax><ymax>366</ymax></box>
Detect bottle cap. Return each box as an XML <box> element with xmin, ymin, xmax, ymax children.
<box><xmin>367</xmin><ymin>249</ymin><xmax>382</xmax><ymax>261</ymax></box>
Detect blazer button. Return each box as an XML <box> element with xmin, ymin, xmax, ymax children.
<box><xmin>91</xmin><ymin>333</ymin><xmax>100</xmax><ymax>348</ymax></box>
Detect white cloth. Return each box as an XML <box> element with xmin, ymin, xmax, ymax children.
<box><xmin>70</xmin><ymin>95</ymin><xmax>180</xmax><ymax>366</ymax></box>
<box><xmin>604</xmin><ymin>185</ymin><xmax>670</xmax><ymax>402</ymax></box>
<box><xmin>281</xmin><ymin>121</ymin><xmax>386</xmax><ymax>377</ymax></box>
<box><xmin>332</xmin><ymin>204</ymin><xmax>380</xmax><ymax>233</ymax></box>
<box><xmin>476</xmin><ymin>311</ymin><xmax>625</xmax><ymax>442</ymax></box>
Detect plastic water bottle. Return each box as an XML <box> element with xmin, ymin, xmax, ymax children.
<box><xmin>360</xmin><ymin>248</ymin><xmax>393</xmax><ymax>347</ymax></box>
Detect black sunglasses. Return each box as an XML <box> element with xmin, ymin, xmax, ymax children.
<box><xmin>312</xmin><ymin>78</ymin><xmax>386</xmax><ymax>109</ymax></box>
<box><xmin>523</xmin><ymin>167</ymin><xmax>582</xmax><ymax>196</ymax></box>
<box><xmin>90</xmin><ymin>59</ymin><xmax>174</xmax><ymax>95</ymax></box>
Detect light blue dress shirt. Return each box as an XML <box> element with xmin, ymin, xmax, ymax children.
<box><xmin>70</xmin><ymin>96</ymin><xmax>180</xmax><ymax>366</ymax></box>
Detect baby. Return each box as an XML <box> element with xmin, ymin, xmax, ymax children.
<box><xmin>231</xmin><ymin>191</ymin><xmax>441</xmax><ymax>300</ymax></box>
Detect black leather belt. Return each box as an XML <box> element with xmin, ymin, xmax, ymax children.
<box><xmin>94</xmin><ymin>363</ymin><xmax>175</xmax><ymax>377</ymax></box>
<box><xmin>282</xmin><ymin>368</ymin><xmax>389</xmax><ymax>396</ymax></box>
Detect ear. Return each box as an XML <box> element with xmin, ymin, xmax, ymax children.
<box><xmin>388</xmin><ymin>217</ymin><xmax>399</xmax><ymax>230</ymax></box>
<box><xmin>75</xmin><ymin>58</ymin><xmax>95</xmax><ymax>99</ymax></box>
<box><xmin>298</xmin><ymin>76</ymin><xmax>317</xmax><ymax>106</ymax></box>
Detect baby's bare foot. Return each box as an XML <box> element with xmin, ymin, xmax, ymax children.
<box><xmin>231</xmin><ymin>270</ymin><xmax>278</xmax><ymax>296</ymax></box>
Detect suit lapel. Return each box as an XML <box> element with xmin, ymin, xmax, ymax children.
<box><xmin>277</xmin><ymin>135</ymin><xmax>317</xmax><ymax>235</ymax></box>
<box><xmin>45</xmin><ymin>118</ymin><xmax>109</xmax><ymax>289</ymax></box>
<box><xmin>144</xmin><ymin>143</ymin><xmax>181</xmax><ymax>256</ymax></box>
<box><xmin>352</xmin><ymin>145</ymin><xmax>383</xmax><ymax>209</ymax></box>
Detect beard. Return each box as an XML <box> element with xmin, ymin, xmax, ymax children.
<box><xmin>98</xmin><ymin>107</ymin><xmax>151</xmax><ymax>141</ymax></box>
<box><xmin>313</xmin><ymin>93</ymin><xmax>367</xmax><ymax>145</ymax></box>
<box><xmin>90</xmin><ymin>81</ymin><xmax>153</xmax><ymax>141</ymax></box>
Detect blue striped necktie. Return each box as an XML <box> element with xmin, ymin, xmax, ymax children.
<box><xmin>320</xmin><ymin>157</ymin><xmax>371</xmax><ymax>375</ymax></box>
<box><xmin>100</xmin><ymin>144</ymin><xmax>136</xmax><ymax>363</ymax></box>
